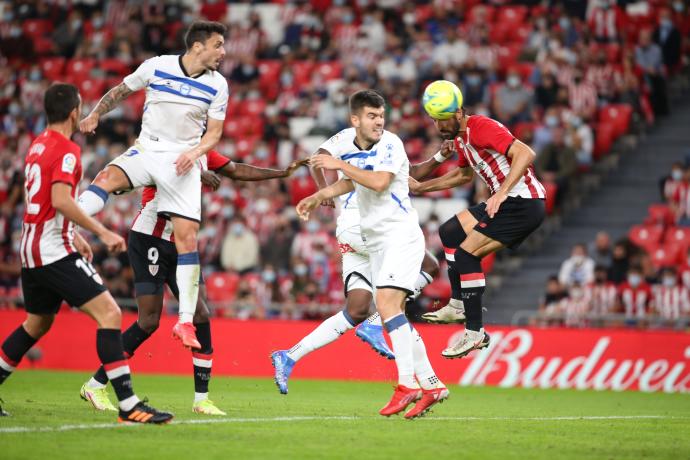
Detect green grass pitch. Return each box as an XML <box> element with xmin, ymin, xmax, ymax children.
<box><xmin>0</xmin><ymin>370</ymin><xmax>689</xmax><ymax>460</ymax></box>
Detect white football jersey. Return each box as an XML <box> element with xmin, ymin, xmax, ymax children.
<box><xmin>320</xmin><ymin>128</ymin><xmax>419</xmax><ymax>248</ymax></box>
<box><xmin>123</xmin><ymin>55</ymin><xmax>229</xmax><ymax>152</ymax></box>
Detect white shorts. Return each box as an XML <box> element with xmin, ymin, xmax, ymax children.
<box><xmin>109</xmin><ymin>144</ymin><xmax>202</xmax><ymax>222</ymax></box>
<box><xmin>337</xmin><ymin>226</ymin><xmax>372</xmax><ymax>294</ymax></box>
<box><xmin>369</xmin><ymin>226</ymin><xmax>425</xmax><ymax>295</ymax></box>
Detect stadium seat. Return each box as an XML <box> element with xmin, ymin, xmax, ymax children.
<box><xmin>99</xmin><ymin>58</ymin><xmax>130</xmax><ymax>77</ymax></box>
<box><xmin>512</xmin><ymin>122</ymin><xmax>537</xmax><ymax>141</ymax></box>
<box><xmin>238</xmin><ymin>98</ymin><xmax>267</xmax><ymax>117</ymax></box>
<box><xmin>314</xmin><ymin>62</ymin><xmax>343</xmax><ymax>82</ymax></box>
<box><xmin>495</xmin><ymin>5</ymin><xmax>528</xmax><ymax>26</ymax></box>
<box><xmin>423</xmin><ymin>278</ymin><xmax>451</xmax><ymax>300</ymax></box>
<box><xmin>593</xmin><ymin>122</ymin><xmax>615</xmax><ymax>159</ymax></box>
<box><xmin>646</xmin><ymin>204</ymin><xmax>675</xmax><ymax>226</ymax></box>
<box><xmin>664</xmin><ymin>227</ymin><xmax>690</xmax><ymax>250</ymax></box>
<box><xmin>467</xmin><ymin>4</ymin><xmax>496</xmax><ymax>23</ymax></box>
<box><xmin>40</xmin><ymin>57</ymin><xmax>66</xmax><ymax>81</ymax></box>
<box><xmin>496</xmin><ymin>45</ymin><xmax>522</xmax><ymax>71</ymax></box>
<box><xmin>205</xmin><ymin>272</ymin><xmax>240</xmax><ymax>303</ymax></box>
<box><xmin>32</xmin><ymin>36</ymin><xmax>55</xmax><ymax>55</ymax></box>
<box><xmin>542</xmin><ymin>181</ymin><xmax>558</xmax><ymax>215</ymax></box>
<box><xmin>509</xmin><ymin>24</ymin><xmax>532</xmax><ymax>44</ymax></box>
<box><xmin>481</xmin><ymin>252</ymin><xmax>496</xmax><ymax>274</ymax></box>
<box><xmin>22</xmin><ymin>19</ymin><xmax>53</xmax><ymax>39</ymax></box>
<box><xmin>66</xmin><ymin>58</ymin><xmax>96</xmax><ymax>80</ymax></box>
<box><xmin>598</xmin><ymin>104</ymin><xmax>633</xmax><ymax>139</ymax></box>
<box><xmin>628</xmin><ymin>225</ymin><xmax>664</xmax><ymax>252</ymax></box>
<box><xmin>235</xmin><ymin>135</ymin><xmax>261</xmax><ymax>158</ymax></box>
<box><xmin>292</xmin><ymin>61</ymin><xmax>315</xmax><ymax>87</ymax></box>
<box><xmin>77</xmin><ymin>78</ymin><xmax>107</xmax><ymax>102</ymax></box>
<box><xmin>650</xmin><ymin>244</ymin><xmax>681</xmax><ymax>268</ymax></box>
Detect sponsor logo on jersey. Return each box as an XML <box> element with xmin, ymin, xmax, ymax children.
<box><xmin>180</xmin><ymin>83</ymin><xmax>191</xmax><ymax>96</ymax></box>
<box><xmin>339</xmin><ymin>243</ymin><xmax>356</xmax><ymax>254</ymax></box>
<box><xmin>149</xmin><ymin>264</ymin><xmax>159</xmax><ymax>276</ymax></box>
<box><xmin>61</xmin><ymin>153</ymin><xmax>77</xmax><ymax>173</ymax></box>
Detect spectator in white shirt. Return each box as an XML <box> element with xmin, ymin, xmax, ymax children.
<box><xmin>559</xmin><ymin>243</ymin><xmax>596</xmax><ymax>287</ymax></box>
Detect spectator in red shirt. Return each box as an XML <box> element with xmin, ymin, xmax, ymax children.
<box><xmin>618</xmin><ymin>266</ymin><xmax>652</xmax><ymax>322</ymax></box>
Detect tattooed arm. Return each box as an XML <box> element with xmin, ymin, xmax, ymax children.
<box><xmin>79</xmin><ymin>83</ymin><xmax>134</xmax><ymax>135</ymax></box>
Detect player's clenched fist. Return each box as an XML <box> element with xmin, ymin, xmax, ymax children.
<box><xmin>79</xmin><ymin>113</ymin><xmax>100</xmax><ymax>135</ymax></box>
<box><xmin>99</xmin><ymin>229</ymin><xmax>127</xmax><ymax>253</ymax></box>
<box><xmin>296</xmin><ymin>194</ymin><xmax>321</xmax><ymax>221</ymax></box>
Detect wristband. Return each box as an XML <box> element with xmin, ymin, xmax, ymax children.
<box><xmin>433</xmin><ymin>151</ymin><xmax>447</xmax><ymax>163</ymax></box>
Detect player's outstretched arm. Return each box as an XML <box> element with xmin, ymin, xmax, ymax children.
<box><xmin>220</xmin><ymin>158</ymin><xmax>309</xmax><ymax>181</ymax></box>
<box><xmin>309</xmin><ymin>149</ymin><xmax>335</xmax><ymax>208</ymax></box>
<box><xmin>176</xmin><ymin>118</ymin><xmax>224</xmax><ymax>175</ymax></box>
<box><xmin>409</xmin><ymin>140</ymin><xmax>455</xmax><ymax>180</ymax></box>
<box><xmin>311</xmin><ymin>154</ymin><xmax>393</xmax><ymax>193</ymax></box>
<box><xmin>296</xmin><ymin>178</ymin><xmax>354</xmax><ymax>221</ymax></box>
<box><xmin>79</xmin><ymin>83</ymin><xmax>134</xmax><ymax>134</ymax></box>
<box><xmin>51</xmin><ymin>183</ymin><xmax>126</xmax><ymax>253</ymax></box>
<box><xmin>409</xmin><ymin>167</ymin><xmax>474</xmax><ymax>194</ymax></box>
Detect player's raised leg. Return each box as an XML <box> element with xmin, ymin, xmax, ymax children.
<box><xmin>171</xmin><ymin>216</ymin><xmax>202</xmax><ymax>350</ymax></box>
<box><xmin>77</xmin><ymin>165</ymin><xmax>132</xmax><ymax>216</ymax></box>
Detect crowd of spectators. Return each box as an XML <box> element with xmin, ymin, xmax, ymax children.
<box><xmin>1</xmin><ymin>0</ymin><xmax>689</xmax><ymax>321</ymax></box>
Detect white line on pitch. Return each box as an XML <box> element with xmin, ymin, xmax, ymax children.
<box><xmin>0</xmin><ymin>414</ymin><xmax>687</xmax><ymax>434</ymax></box>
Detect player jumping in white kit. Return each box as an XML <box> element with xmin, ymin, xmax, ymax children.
<box><xmin>76</xmin><ymin>21</ymin><xmax>229</xmax><ymax>350</ymax></box>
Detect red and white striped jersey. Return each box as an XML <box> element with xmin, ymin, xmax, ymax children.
<box><xmin>453</xmin><ymin>115</ymin><xmax>546</xmax><ymax>199</ymax></box>
<box><xmin>584</xmin><ymin>281</ymin><xmax>618</xmax><ymax>315</ymax></box>
<box><xmin>130</xmin><ymin>150</ymin><xmax>230</xmax><ymax>241</ymax></box>
<box><xmin>652</xmin><ymin>284</ymin><xmax>690</xmax><ymax>320</ymax></box>
<box><xmin>20</xmin><ymin>130</ymin><xmax>82</xmax><ymax>268</ymax></box>
<box><xmin>618</xmin><ymin>282</ymin><xmax>652</xmax><ymax>319</ymax></box>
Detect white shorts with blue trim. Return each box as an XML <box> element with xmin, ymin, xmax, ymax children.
<box><xmin>109</xmin><ymin>143</ymin><xmax>202</xmax><ymax>222</ymax></box>
<box><xmin>337</xmin><ymin>225</ymin><xmax>372</xmax><ymax>294</ymax></box>
<box><xmin>369</xmin><ymin>226</ymin><xmax>425</xmax><ymax>295</ymax></box>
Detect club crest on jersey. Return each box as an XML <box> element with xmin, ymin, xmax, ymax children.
<box><xmin>180</xmin><ymin>83</ymin><xmax>192</xmax><ymax>96</ymax></box>
<box><xmin>148</xmin><ymin>264</ymin><xmax>159</xmax><ymax>276</ymax></box>
<box><xmin>61</xmin><ymin>153</ymin><xmax>76</xmax><ymax>173</ymax></box>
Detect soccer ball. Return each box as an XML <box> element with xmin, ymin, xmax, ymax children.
<box><xmin>422</xmin><ymin>80</ymin><xmax>463</xmax><ymax>120</ymax></box>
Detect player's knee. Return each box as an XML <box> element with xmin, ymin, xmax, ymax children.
<box><xmin>137</xmin><ymin>313</ymin><xmax>160</xmax><ymax>334</ymax></box>
<box><xmin>23</xmin><ymin>315</ymin><xmax>55</xmax><ymax>339</ymax></box>
<box><xmin>439</xmin><ymin>216</ymin><xmax>466</xmax><ymax>249</ymax></box>
<box><xmin>91</xmin><ymin>168</ymin><xmax>118</xmax><ymax>193</ymax></box>
<box><xmin>175</xmin><ymin>231</ymin><xmax>198</xmax><ymax>253</ymax></box>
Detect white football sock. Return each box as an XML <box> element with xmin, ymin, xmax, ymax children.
<box><xmin>365</xmin><ymin>312</ymin><xmax>383</xmax><ymax>326</ymax></box>
<box><xmin>176</xmin><ymin>252</ymin><xmax>200</xmax><ymax>323</ymax></box>
<box><xmin>411</xmin><ymin>327</ymin><xmax>441</xmax><ymax>390</ymax></box>
<box><xmin>411</xmin><ymin>271</ymin><xmax>434</xmax><ymax>300</ymax></box>
<box><xmin>87</xmin><ymin>377</ymin><xmax>106</xmax><ymax>389</ymax></box>
<box><xmin>77</xmin><ymin>185</ymin><xmax>108</xmax><ymax>216</ymax></box>
<box><xmin>286</xmin><ymin>311</ymin><xmax>354</xmax><ymax>362</ymax></box>
<box><xmin>384</xmin><ymin>313</ymin><xmax>415</xmax><ymax>388</ymax></box>
<box><xmin>194</xmin><ymin>392</ymin><xmax>208</xmax><ymax>403</ymax></box>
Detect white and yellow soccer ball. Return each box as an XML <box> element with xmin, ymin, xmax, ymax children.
<box><xmin>421</xmin><ymin>80</ymin><xmax>464</xmax><ymax>120</ymax></box>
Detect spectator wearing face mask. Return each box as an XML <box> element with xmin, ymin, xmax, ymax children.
<box><xmin>652</xmin><ymin>267</ymin><xmax>690</xmax><ymax>321</ymax></box>
<box><xmin>492</xmin><ymin>68</ymin><xmax>533</xmax><ymax>125</ymax></box>
<box><xmin>540</xmin><ymin>275</ymin><xmax>567</xmax><ymax>314</ymax></box>
<box><xmin>291</xmin><ymin>220</ymin><xmax>333</xmax><ymax>263</ymax></box>
<box><xmin>608</xmin><ymin>241</ymin><xmax>631</xmax><ymax>284</ymax></box>
<box><xmin>661</xmin><ymin>162</ymin><xmax>686</xmax><ymax>202</ymax></box>
<box><xmin>256</xmin><ymin>264</ymin><xmax>286</xmax><ymax>318</ymax></box>
<box><xmin>220</xmin><ymin>217</ymin><xmax>260</xmax><ymax>274</ymax></box>
<box><xmin>585</xmin><ymin>265</ymin><xmax>618</xmax><ymax>317</ymax></box>
<box><xmin>619</xmin><ymin>267</ymin><xmax>652</xmax><ymax>321</ymax></box>
<box><xmin>586</xmin><ymin>50</ymin><xmax>616</xmax><ymax>104</ymax></box>
<box><xmin>461</xmin><ymin>68</ymin><xmax>490</xmax><ymax>109</ymax></box>
<box><xmin>559</xmin><ymin>243</ymin><xmax>596</xmax><ymax>287</ymax></box>
<box><xmin>535</xmin><ymin>127</ymin><xmax>577</xmax><ymax>207</ymax></box>
<box><xmin>589</xmin><ymin>231</ymin><xmax>613</xmax><ymax>268</ymax></box>
<box><xmin>560</xmin><ymin>282</ymin><xmax>591</xmax><ymax>327</ymax></box>
<box><xmin>564</xmin><ymin>113</ymin><xmax>594</xmax><ymax>169</ymax></box>
<box><xmin>635</xmin><ymin>28</ymin><xmax>669</xmax><ymax>117</ymax></box>
<box><xmin>535</xmin><ymin>72</ymin><xmax>560</xmax><ymax>111</ymax></box>
<box><xmin>653</xmin><ymin>8</ymin><xmax>682</xmax><ymax>73</ymax></box>
<box><xmin>568</xmin><ymin>70</ymin><xmax>597</xmax><ymax>120</ymax></box>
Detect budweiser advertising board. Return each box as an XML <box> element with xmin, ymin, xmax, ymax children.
<box><xmin>0</xmin><ymin>311</ymin><xmax>688</xmax><ymax>393</ymax></box>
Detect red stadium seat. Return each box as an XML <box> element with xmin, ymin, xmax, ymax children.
<box><xmin>22</xmin><ymin>19</ymin><xmax>53</xmax><ymax>39</ymax></box>
<box><xmin>628</xmin><ymin>225</ymin><xmax>663</xmax><ymax>252</ymax></box>
<box><xmin>646</xmin><ymin>204</ymin><xmax>675</xmax><ymax>226</ymax></box>
<box><xmin>99</xmin><ymin>58</ymin><xmax>130</xmax><ymax>77</ymax></box>
<box><xmin>495</xmin><ymin>5</ymin><xmax>527</xmax><ymax>25</ymax></box>
<box><xmin>66</xmin><ymin>58</ymin><xmax>96</xmax><ymax>79</ymax></box>
<box><xmin>423</xmin><ymin>278</ymin><xmax>451</xmax><ymax>300</ymax></box>
<box><xmin>77</xmin><ymin>78</ymin><xmax>107</xmax><ymax>102</ymax></box>
<box><xmin>542</xmin><ymin>181</ymin><xmax>558</xmax><ymax>215</ymax></box>
<box><xmin>512</xmin><ymin>122</ymin><xmax>537</xmax><ymax>141</ymax></box>
<box><xmin>664</xmin><ymin>227</ymin><xmax>690</xmax><ymax>250</ymax></box>
<box><xmin>598</xmin><ymin>104</ymin><xmax>633</xmax><ymax>139</ymax></box>
<box><xmin>205</xmin><ymin>272</ymin><xmax>240</xmax><ymax>302</ymax></box>
<box><xmin>593</xmin><ymin>122</ymin><xmax>615</xmax><ymax>159</ymax></box>
<box><xmin>650</xmin><ymin>244</ymin><xmax>681</xmax><ymax>268</ymax></box>
<box><xmin>292</xmin><ymin>61</ymin><xmax>315</xmax><ymax>87</ymax></box>
<box><xmin>314</xmin><ymin>62</ymin><xmax>343</xmax><ymax>81</ymax></box>
<box><xmin>238</xmin><ymin>98</ymin><xmax>267</xmax><ymax>117</ymax></box>
<box><xmin>481</xmin><ymin>252</ymin><xmax>496</xmax><ymax>274</ymax></box>
<box><xmin>32</xmin><ymin>36</ymin><xmax>55</xmax><ymax>55</ymax></box>
<box><xmin>234</xmin><ymin>135</ymin><xmax>261</xmax><ymax>158</ymax></box>
<box><xmin>509</xmin><ymin>24</ymin><xmax>532</xmax><ymax>44</ymax></box>
<box><xmin>467</xmin><ymin>4</ymin><xmax>495</xmax><ymax>23</ymax></box>
<box><xmin>496</xmin><ymin>45</ymin><xmax>522</xmax><ymax>71</ymax></box>
<box><xmin>490</xmin><ymin>22</ymin><xmax>513</xmax><ymax>44</ymax></box>
<box><xmin>40</xmin><ymin>57</ymin><xmax>66</xmax><ymax>81</ymax></box>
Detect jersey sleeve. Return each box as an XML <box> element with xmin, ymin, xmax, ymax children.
<box><xmin>51</xmin><ymin>150</ymin><xmax>81</xmax><ymax>187</ymax></box>
<box><xmin>373</xmin><ymin>136</ymin><xmax>406</xmax><ymax>174</ymax></box>
<box><xmin>207</xmin><ymin>150</ymin><xmax>231</xmax><ymax>171</ymax></box>
<box><xmin>471</xmin><ymin>116</ymin><xmax>516</xmax><ymax>156</ymax></box>
<box><xmin>208</xmin><ymin>77</ymin><xmax>229</xmax><ymax>121</ymax></box>
<box><xmin>318</xmin><ymin>129</ymin><xmax>349</xmax><ymax>158</ymax></box>
<box><xmin>123</xmin><ymin>58</ymin><xmax>155</xmax><ymax>91</ymax></box>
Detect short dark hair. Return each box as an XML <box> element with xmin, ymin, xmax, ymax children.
<box><xmin>349</xmin><ymin>90</ymin><xmax>385</xmax><ymax>114</ymax></box>
<box><xmin>44</xmin><ymin>83</ymin><xmax>80</xmax><ymax>124</ymax></box>
<box><xmin>184</xmin><ymin>21</ymin><xmax>227</xmax><ymax>50</ymax></box>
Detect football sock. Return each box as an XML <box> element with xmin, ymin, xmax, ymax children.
<box><xmin>77</xmin><ymin>184</ymin><xmax>108</xmax><ymax>216</ymax></box>
<box><xmin>177</xmin><ymin>252</ymin><xmax>200</xmax><ymax>324</ymax></box>
<box><xmin>411</xmin><ymin>271</ymin><xmax>434</xmax><ymax>300</ymax></box>
<box><xmin>454</xmin><ymin>248</ymin><xmax>485</xmax><ymax>331</ymax></box>
<box><xmin>365</xmin><ymin>311</ymin><xmax>383</xmax><ymax>326</ymax></box>
<box><xmin>0</xmin><ymin>326</ymin><xmax>37</xmax><ymax>385</ymax></box>
<box><xmin>192</xmin><ymin>321</ymin><xmax>213</xmax><ymax>396</ymax></box>
<box><xmin>91</xmin><ymin>321</ymin><xmax>151</xmax><ymax>387</ymax></box>
<box><xmin>439</xmin><ymin>216</ymin><xmax>466</xmax><ymax>301</ymax></box>
<box><xmin>384</xmin><ymin>314</ymin><xmax>415</xmax><ymax>388</ymax></box>
<box><xmin>96</xmin><ymin>329</ymin><xmax>138</xmax><ymax>411</ymax></box>
<box><xmin>411</xmin><ymin>327</ymin><xmax>440</xmax><ymax>390</ymax></box>
<box><xmin>286</xmin><ymin>310</ymin><xmax>354</xmax><ymax>362</ymax></box>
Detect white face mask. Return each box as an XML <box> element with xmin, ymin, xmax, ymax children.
<box><xmin>663</xmin><ymin>276</ymin><xmax>677</xmax><ymax>287</ymax></box>
<box><xmin>628</xmin><ymin>274</ymin><xmax>642</xmax><ymax>287</ymax></box>
<box><xmin>571</xmin><ymin>255</ymin><xmax>585</xmax><ymax>264</ymax></box>
<box><xmin>672</xmin><ymin>170</ymin><xmax>683</xmax><ymax>181</ymax></box>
